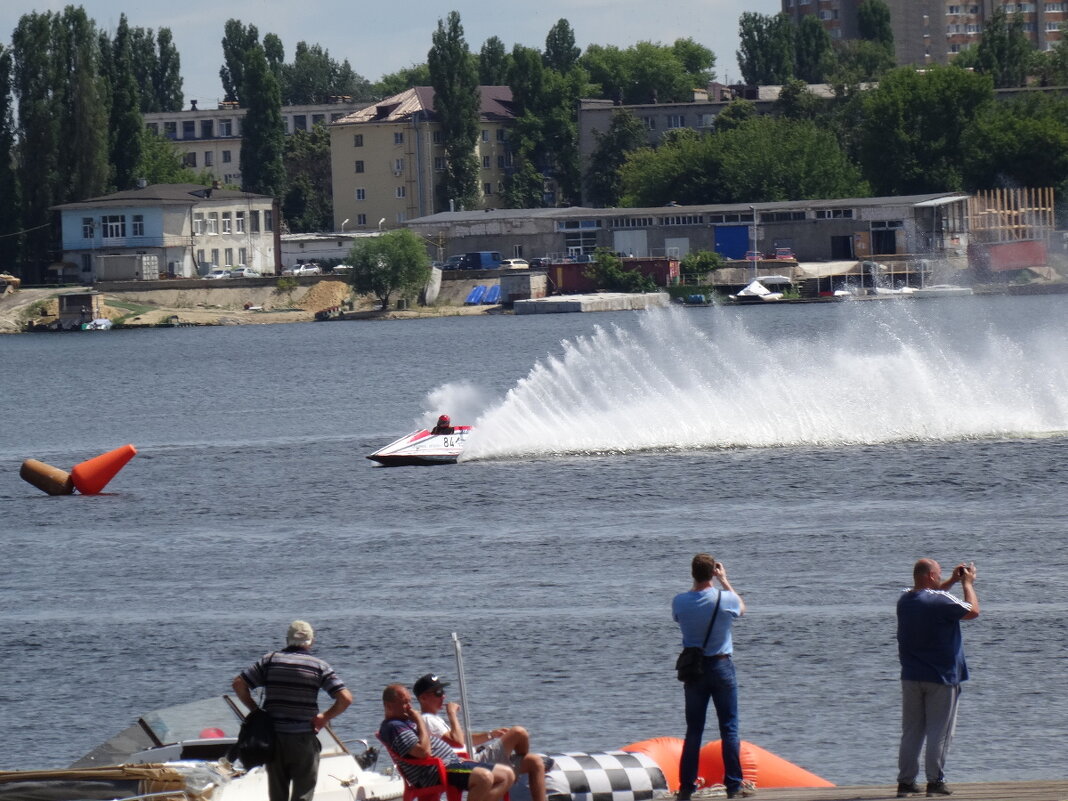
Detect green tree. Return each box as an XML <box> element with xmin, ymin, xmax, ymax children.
<box><xmin>479</xmin><ymin>36</ymin><xmax>510</xmax><ymax>84</ymax></box>
<box><xmin>970</xmin><ymin>6</ymin><xmax>1033</xmax><ymax>88</ymax></box>
<box><xmin>712</xmin><ymin>98</ymin><xmax>756</xmax><ymax>133</ymax></box>
<box><xmin>775</xmin><ymin>78</ymin><xmax>823</xmax><ymax>120</ymax></box>
<box><xmin>154</xmin><ymin>28</ymin><xmax>183</xmax><ymax>111</ymax></box>
<box><xmin>220</xmin><ymin>19</ymin><xmax>259</xmax><ymax>104</ymax></box>
<box><xmin>585</xmin><ymin>108</ymin><xmax>647</xmax><ymax>207</ymax></box>
<box><xmin>581</xmin><ymin>40</ymin><xmax>713</xmax><ymax>103</ymax></box>
<box><xmin>857</xmin><ymin>0</ymin><xmax>894</xmax><ymax>51</ymax></box>
<box><xmin>544</xmin><ymin>19</ymin><xmax>581</xmax><ymax>72</ymax></box>
<box><xmin>962</xmin><ymin>93</ymin><xmax>1068</xmax><ymax>190</ymax></box>
<box><xmin>263</xmin><ymin>33</ymin><xmax>286</xmax><ymax>94</ymax></box>
<box><xmin>108</xmin><ymin>14</ymin><xmax>145</xmax><ymax>189</ymax></box>
<box><xmin>239</xmin><ymin>45</ymin><xmax>286</xmax><ymax>197</ymax></box>
<box><xmin>737</xmin><ymin>12</ymin><xmax>794</xmax><ymax>85</ymax></box>
<box><xmin>136</xmin><ymin>130</ymin><xmax>202</xmax><ymax>184</ymax></box>
<box><xmin>680</xmin><ymin>250</ymin><xmax>726</xmax><ymax>276</ymax></box>
<box><xmin>282</xmin><ymin>124</ymin><xmax>333</xmax><ymax>231</ymax></box>
<box><xmin>129</xmin><ymin>26</ymin><xmax>159</xmax><ymax>112</ymax></box>
<box><xmin>287</xmin><ymin>41</ymin><xmax>333</xmax><ymax>103</ymax></box>
<box><xmin>428</xmin><ymin>12</ymin><xmax>480</xmax><ymax>211</ymax></box>
<box><xmin>348</xmin><ymin>229</ymin><xmax>431</xmax><ymax>309</ymax></box>
<box><xmin>794</xmin><ymin>14</ymin><xmax>834</xmax><ymax>83</ymax></box>
<box><xmin>583</xmin><ymin>248</ymin><xmax>656</xmax><ymax>292</ymax></box>
<box><xmin>374</xmin><ymin>64</ymin><xmax>431</xmax><ymax>97</ymax></box>
<box><xmin>0</xmin><ymin>44</ymin><xmax>21</xmax><ymax>270</ymax></box>
<box><xmin>857</xmin><ymin>65</ymin><xmax>993</xmax><ymax>195</ymax></box>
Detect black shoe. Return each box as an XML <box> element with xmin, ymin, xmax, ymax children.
<box><xmin>897</xmin><ymin>782</ymin><xmax>922</xmax><ymax>797</ymax></box>
<box><xmin>926</xmin><ymin>781</ymin><xmax>952</xmax><ymax>797</ymax></box>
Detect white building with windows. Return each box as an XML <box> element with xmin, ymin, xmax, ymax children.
<box><xmin>53</xmin><ymin>183</ymin><xmax>279</xmax><ymax>282</ymax></box>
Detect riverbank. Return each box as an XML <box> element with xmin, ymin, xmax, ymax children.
<box><xmin>0</xmin><ymin>276</ymin><xmax>498</xmax><ymax>333</ymax></box>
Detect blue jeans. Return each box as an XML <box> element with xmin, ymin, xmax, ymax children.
<box><xmin>679</xmin><ymin>656</ymin><xmax>741</xmax><ymax>796</ymax></box>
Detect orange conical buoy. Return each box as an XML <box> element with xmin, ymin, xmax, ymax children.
<box><xmin>622</xmin><ymin>737</ymin><xmax>683</xmax><ymax>790</ymax></box>
<box><xmin>70</xmin><ymin>444</ymin><xmax>137</xmax><ymax>494</ymax></box>
<box><xmin>698</xmin><ymin>740</ymin><xmax>834</xmax><ymax>789</ymax></box>
<box><xmin>20</xmin><ymin>459</ymin><xmax>75</xmax><ymax>495</ymax></box>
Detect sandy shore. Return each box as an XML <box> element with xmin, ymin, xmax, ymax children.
<box><xmin>0</xmin><ymin>277</ymin><xmax>497</xmax><ymax>333</ymax></box>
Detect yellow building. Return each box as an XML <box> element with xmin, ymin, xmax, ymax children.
<box><xmin>330</xmin><ymin>87</ymin><xmax>515</xmax><ymax>234</ymax></box>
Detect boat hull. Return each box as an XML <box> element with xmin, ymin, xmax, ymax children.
<box><xmin>366</xmin><ymin>426</ymin><xmax>471</xmax><ymax>466</ymax></box>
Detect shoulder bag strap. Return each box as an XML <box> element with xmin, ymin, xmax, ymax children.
<box><xmin>699</xmin><ymin>590</ymin><xmax>723</xmax><ymax>652</ymax></box>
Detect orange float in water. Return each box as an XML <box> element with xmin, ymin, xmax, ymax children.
<box><xmin>623</xmin><ymin>737</ymin><xmax>833</xmax><ymax>790</ymax></box>
<box><xmin>70</xmin><ymin>444</ymin><xmax>138</xmax><ymax>494</ymax></box>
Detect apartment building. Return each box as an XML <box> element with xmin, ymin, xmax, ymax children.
<box><xmin>782</xmin><ymin>0</ymin><xmax>1065</xmax><ymax>64</ymax></box>
<box><xmin>329</xmin><ymin>86</ymin><xmax>516</xmax><ymax>233</ymax></box>
<box><xmin>143</xmin><ymin>98</ymin><xmax>365</xmax><ymax>188</ymax></box>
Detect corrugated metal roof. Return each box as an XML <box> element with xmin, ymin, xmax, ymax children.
<box><xmin>332</xmin><ymin>86</ymin><xmax>515</xmax><ymax>125</ymax></box>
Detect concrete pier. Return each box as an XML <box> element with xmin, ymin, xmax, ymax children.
<box><xmin>751</xmin><ymin>780</ymin><xmax>1068</xmax><ymax>801</ymax></box>
<box><xmin>513</xmin><ymin>292</ymin><xmax>670</xmax><ymax>314</ymax></box>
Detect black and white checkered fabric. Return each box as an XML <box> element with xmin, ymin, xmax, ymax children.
<box><xmin>543</xmin><ymin>750</ymin><xmax>669</xmax><ymax>801</ymax></box>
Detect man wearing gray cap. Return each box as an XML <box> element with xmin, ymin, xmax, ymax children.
<box><xmin>233</xmin><ymin>620</ymin><xmax>352</xmax><ymax>801</ymax></box>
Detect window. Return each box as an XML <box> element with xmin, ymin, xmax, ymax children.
<box><xmin>394</xmin><ymin>158</ymin><xmax>405</xmax><ymax>172</ymax></box>
<box><xmin>103</xmin><ymin>215</ymin><xmax>126</xmax><ymax>238</ymax></box>
<box><xmin>197</xmin><ymin>248</ymin><xmax>205</xmax><ymax>265</ymax></box>
<box><xmin>211</xmin><ymin>248</ymin><xmax>219</xmax><ymax>265</ymax></box>
<box><xmin>82</xmin><ymin>217</ymin><xmax>94</xmax><ymax>238</ymax></box>
<box><xmin>81</xmin><ymin>254</ymin><xmax>92</xmax><ymax>273</ymax></box>
<box><xmin>1047</xmin><ymin>20</ymin><xmax>1062</xmax><ymax>30</ymax></box>
<box><xmin>434</xmin><ymin>156</ymin><xmax>446</xmax><ymax>171</ymax></box>
<box><xmin>132</xmin><ymin>214</ymin><xmax>144</xmax><ymax>236</ymax></box>
<box><xmin>204</xmin><ymin>151</ymin><xmax>214</xmax><ymax>166</ymax></box>
<box><xmin>164</xmin><ymin>121</ymin><xmax>177</xmax><ymax>139</ymax></box>
<box><xmin>355</xmin><ymin>160</ymin><xmax>364</xmax><ymax>173</ymax></box>
<box><xmin>219</xmin><ymin>119</ymin><xmax>232</xmax><ymax>136</ymax></box>
<box><xmin>395</xmin><ymin>186</ymin><xmax>406</xmax><ymax>198</ymax></box>
<box><xmin>947</xmin><ymin>4</ymin><xmax>962</xmax><ymax>13</ymax></box>
<box><xmin>224</xmin><ymin>248</ymin><xmax>234</xmax><ymax>266</ymax></box>
<box><xmin>815</xmin><ymin>208</ymin><xmax>853</xmax><ymax>219</ymax></box>
<box><xmin>239</xmin><ymin>247</ymin><xmax>247</xmax><ymax>264</ymax></box>
<box><xmin>222</xmin><ymin>211</ymin><xmax>232</xmax><ymax>234</ymax></box>
<box><xmin>482</xmin><ymin>155</ymin><xmax>491</xmax><ymax>169</ymax></box>
<box><xmin>193</xmin><ymin>213</ymin><xmax>205</xmax><ymax>234</ymax></box>
<box><xmin>498</xmin><ymin>155</ymin><xmax>506</xmax><ymax>168</ymax></box>
<box><xmin>667</xmin><ymin>114</ymin><xmax>685</xmax><ymax>128</ymax></box>
<box><xmin>312</xmin><ymin>114</ymin><xmax>325</xmax><ymax>126</ymax></box>
<box><xmin>222</xmin><ymin>150</ymin><xmax>232</xmax><ymax>163</ymax></box>
<box><xmin>871</xmin><ymin>220</ymin><xmax>904</xmax><ymax>229</ymax></box>
<box><xmin>484</xmin><ymin>182</ymin><xmax>493</xmax><ymax>195</ymax></box>
<box><xmin>356</xmin><ymin>214</ymin><xmax>367</xmax><ymax>225</ymax></box>
<box><xmin>641</xmin><ymin>116</ymin><xmax>657</xmax><ymax>130</ymax></box>
<box><xmin>481</xmin><ymin>130</ymin><xmax>489</xmax><ymax>142</ymax></box>
<box><xmin>394</xmin><ymin>131</ymin><xmax>404</xmax><ymax>144</ymax></box>
<box><xmin>250</xmin><ymin>211</ymin><xmax>260</xmax><ymax>232</ymax></box>
<box><xmin>264</xmin><ymin>210</ymin><xmax>273</xmax><ymax>231</ymax></box>
<box><xmin>145</xmin><ymin>122</ymin><xmax>158</xmax><ymax>135</ymax></box>
<box><xmin>355</xmin><ymin>188</ymin><xmax>366</xmax><ymax>200</ymax></box>
<box><xmin>293</xmin><ymin>114</ymin><xmax>307</xmax><ymax>131</ymax></box>
<box><xmin>201</xmin><ymin>120</ymin><xmax>214</xmax><ymax>138</ymax></box>
<box><xmin>354</xmin><ymin>133</ymin><xmax>364</xmax><ymax>147</ymax></box>
<box><xmin>183</xmin><ymin>152</ymin><xmax>197</xmax><ymax>168</ymax></box>
<box><xmin>182</xmin><ymin>120</ymin><xmax>195</xmax><ymax>138</ymax></box>
<box><xmin>432</xmin><ymin>130</ymin><xmax>444</xmax><ymax>145</ymax></box>
<box><xmin>236</xmin><ymin>211</ymin><xmax>245</xmax><ymax>233</ymax></box>
<box><xmin>207</xmin><ymin>212</ymin><xmax>219</xmax><ymax>234</ymax></box>
<box><xmin>496</xmin><ymin>128</ymin><xmax>506</xmax><ymax>142</ymax></box>
<box><xmin>760</xmin><ymin>211</ymin><xmax>806</xmax><ymax>222</ymax></box>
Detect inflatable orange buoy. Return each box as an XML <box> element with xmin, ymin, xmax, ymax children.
<box><xmin>70</xmin><ymin>444</ymin><xmax>138</xmax><ymax>494</ymax></box>
<box><xmin>623</xmin><ymin>737</ymin><xmax>833</xmax><ymax>790</ymax></box>
<box><xmin>19</xmin><ymin>459</ymin><xmax>75</xmax><ymax>496</ymax></box>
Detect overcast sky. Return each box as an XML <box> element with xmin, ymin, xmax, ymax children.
<box><xmin>1</xmin><ymin>0</ymin><xmax>779</xmax><ymax>107</ymax></box>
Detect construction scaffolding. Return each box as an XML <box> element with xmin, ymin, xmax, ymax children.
<box><xmin>967</xmin><ymin>187</ymin><xmax>1055</xmax><ymax>243</ymax></box>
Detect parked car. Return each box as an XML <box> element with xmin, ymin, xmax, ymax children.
<box><xmin>773</xmin><ymin>247</ymin><xmax>796</xmax><ymax>260</ymax></box>
<box><xmin>744</xmin><ymin>250</ymin><xmax>763</xmax><ymax>262</ymax></box>
<box><xmin>204</xmin><ymin>269</ymin><xmax>231</xmax><ymax>280</ymax></box>
<box><xmin>332</xmin><ymin>264</ymin><xmax>353</xmax><ymax>274</ymax></box>
<box><xmin>284</xmin><ymin>263</ymin><xmax>321</xmax><ymax>276</ymax></box>
<box><xmin>229</xmin><ymin>266</ymin><xmax>261</xmax><ymax>278</ymax></box>
<box><xmin>441</xmin><ymin>255</ymin><xmax>466</xmax><ymax>270</ymax></box>
<box><xmin>500</xmin><ymin>258</ymin><xmax>529</xmax><ymax>269</ymax></box>
<box><xmin>460</xmin><ymin>251</ymin><xmax>502</xmax><ymax>269</ymax></box>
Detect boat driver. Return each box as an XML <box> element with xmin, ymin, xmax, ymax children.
<box><xmin>431</xmin><ymin>414</ymin><xmax>455</xmax><ymax>435</ymax></box>
<box><xmin>413</xmin><ymin>673</ymin><xmax>552</xmax><ymax>801</ymax></box>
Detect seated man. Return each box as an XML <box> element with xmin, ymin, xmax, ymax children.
<box><xmin>430</xmin><ymin>414</ymin><xmax>455</xmax><ymax>435</ymax></box>
<box><xmin>413</xmin><ymin>674</ymin><xmax>549</xmax><ymax>801</ymax></box>
<box><xmin>379</xmin><ymin>683</ymin><xmax>513</xmax><ymax>801</ymax></box>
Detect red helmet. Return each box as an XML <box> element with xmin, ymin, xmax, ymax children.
<box><xmin>437</xmin><ymin>414</ymin><xmax>450</xmax><ymax>425</ymax></box>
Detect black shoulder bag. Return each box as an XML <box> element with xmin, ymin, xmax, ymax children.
<box><xmin>675</xmin><ymin>590</ymin><xmax>722</xmax><ymax>683</ymax></box>
<box><xmin>230</xmin><ymin>653</ymin><xmax>277</xmax><ymax>768</ymax></box>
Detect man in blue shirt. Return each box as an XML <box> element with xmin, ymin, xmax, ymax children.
<box><xmin>895</xmin><ymin>559</ymin><xmax>980</xmax><ymax>798</ymax></box>
<box><xmin>672</xmin><ymin>553</ymin><xmax>747</xmax><ymax>800</ymax></box>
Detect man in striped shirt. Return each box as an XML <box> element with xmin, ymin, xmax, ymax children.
<box><xmin>233</xmin><ymin>620</ymin><xmax>352</xmax><ymax>801</ymax></box>
<box><xmin>379</xmin><ymin>683</ymin><xmax>514</xmax><ymax>801</ymax></box>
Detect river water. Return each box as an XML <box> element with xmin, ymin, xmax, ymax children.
<box><xmin>1</xmin><ymin>296</ymin><xmax>1066</xmax><ymax>785</ymax></box>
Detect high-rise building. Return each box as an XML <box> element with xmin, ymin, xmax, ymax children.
<box><xmin>782</xmin><ymin>0</ymin><xmax>1065</xmax><ymax>65</ymax></box>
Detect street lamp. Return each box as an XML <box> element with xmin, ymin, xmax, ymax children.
<box><xmin>340</xmin><ymin>218</ymin><xmax>349</xmax><ymax>234</ymax></box>
<box><xmin>378</xmin><ymin>217</ymin><xmax>386</xmax><ymax>232</ymax></box>
<box><xmin>749</xmin><ymin>205</ymin><xmax>757</xmax><ymax>280</ymax></box>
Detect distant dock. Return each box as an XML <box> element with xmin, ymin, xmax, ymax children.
<box><xmin>753</xmin><ymin>780</ymin><xmax>1068</xmax><ymax>801</ymax></box>
<box><xmin>513</xmin><ymin>291</ymin><xmax>670</xmax><ymax>314</ymax></box>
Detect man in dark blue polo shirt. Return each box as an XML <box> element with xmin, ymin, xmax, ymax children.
<box><xmin>895</xmin><ymin>559</ymin><xmax>980</xmax><ymax>799</ymax></box>
<box><xmin>233</xmin><ymin>620</ymin><xmax>352</xmax><ymax>801</ymax></box>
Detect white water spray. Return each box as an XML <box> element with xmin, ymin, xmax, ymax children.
<box><xmin>424</xmin><ymin>304</ymin><xmax>1068</xmax><ymax>461</ymax></box>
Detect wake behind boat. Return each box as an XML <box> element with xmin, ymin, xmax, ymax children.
<box><xmin>367</xmin><ymin>425</ymin><xmax>472</xmax><ymax>466</ymax></box>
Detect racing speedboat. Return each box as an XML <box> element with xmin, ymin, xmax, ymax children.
<box><xmin>366</xmin><ymin>426</ymin><xmax>472</xmax><ymax>466</ymax></box>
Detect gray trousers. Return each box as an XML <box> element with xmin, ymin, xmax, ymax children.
<box><xmin>897</xmin><ymin>680</ymin><xmax>961</xmax><ymax>784</ymax></box>
<box><xmin>268</xmin><ymin>732</ymin><xmax>321</xmax><ymax>801</ymax></box>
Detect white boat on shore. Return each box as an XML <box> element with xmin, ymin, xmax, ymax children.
<box><xmin>0</xmin><ymin>695</ymin><xmax>402</xmax><ymax>801</ymax></box>
<box><xmin>914</xmin><ymin>284</ymin><xmax>973</xmax><ymax>298</ymax></box>
<box><xmin>367</xmin><ymin>425</ymin><xmax>472</xmax><ymax>466</ymax></box>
